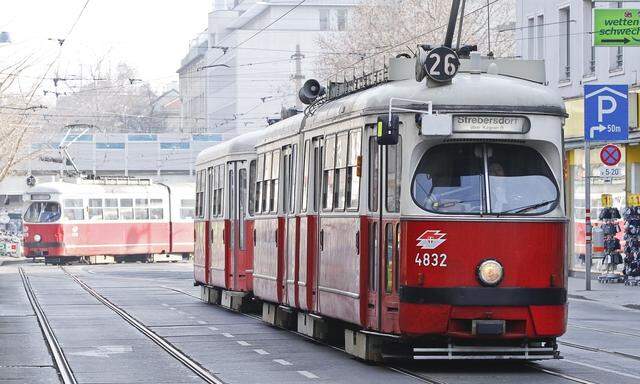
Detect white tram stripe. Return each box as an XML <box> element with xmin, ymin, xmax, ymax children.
<box><xmin>297</xmin><ymin>371</ymin><xmax>318</xmax><ymax>379</ymax></box>
<box><xmin>273</xmin><ymin>359</ymin><xmax>292</xmax><ymax>366</ymax></box>
<box><xmin>65</xmin><ymin>242</ymin><xmax>170</xmax><ymax>248</ymax></box>
<box><xmin>253</xmin><ymin>349</ymin><xmax>269</xmax><ymax>355</ymax></box>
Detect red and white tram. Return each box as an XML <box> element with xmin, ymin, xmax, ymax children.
<box><xmin>23</xmin><ymin>177</ymin><xmax>195</xmax><ymax>264</ymax></box>
<box><xmin>195</xmin><ymin>52</ymin><xmax>567</xmax><ymax>360</ymax></box>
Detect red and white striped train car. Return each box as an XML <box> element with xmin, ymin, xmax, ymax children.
<box><xmin>23</xmin><ymin>178</ymin><xmax>195</xmax><ymax>264</ymax></box>
<box><xmin>196</xmin><ymin>54</ymin><xmax>567</xmax><ymax>360</ymax></box>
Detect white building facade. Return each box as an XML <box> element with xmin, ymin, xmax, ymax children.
<box><xmin>179</xmin><ymin>0</ymin><xmax>359</xmax><ymax>137</ymax></box>
<box><xmin>516</xmin><ymin>0</ymin><xmax>640</xmax><ymax>274</ymax></box>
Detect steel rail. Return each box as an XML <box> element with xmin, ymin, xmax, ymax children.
<box><xmin>527</xmin><ymin>364</ymin><xmax>599</xmax><ymax>384</ymax></box>
<box><xmin>19</xmin><ymin>268</ymin><xmax>78</xmax><ymax>384</ymax></box>
<box><xmin>61</xmin><ymin>267</ymin><xmax>224</xmax><ymax>384</ymax></box>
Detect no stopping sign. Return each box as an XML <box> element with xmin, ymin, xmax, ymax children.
<box><xmin>600</xmin><ymin>144</ymin><xmax>622</xmax><ymax>167</ymax></box>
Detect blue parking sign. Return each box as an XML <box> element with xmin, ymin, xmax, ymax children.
<box><xmin>584</xmin><ymin>84</ymin><xmax>628</xmax><ymax>142</ymax></box>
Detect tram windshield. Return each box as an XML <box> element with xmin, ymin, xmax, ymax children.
<box><xmin>24</xmin><ymin>202</ymin><xmax>61</xmax><ymax>223</ymax></box>
<box><xmin>412</xmin><ymin>143</ymin><xmax>558</xmax><ymax>215</ymax></box>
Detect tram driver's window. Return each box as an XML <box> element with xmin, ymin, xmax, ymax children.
<box><xmin>411</xmin><ymin>144</ymin><xmax>484</xmax><ymax>214</ymax></box>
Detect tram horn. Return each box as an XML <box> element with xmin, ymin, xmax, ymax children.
<box><xmin>298</xmin><ymin>79</ymin><xmax>326</xmax><ymax>105</ymax></box>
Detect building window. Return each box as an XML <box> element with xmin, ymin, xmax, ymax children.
<box><xmin>537</xmin><ymin>14</ymin><xmax>545</xmax><ymax>60</ymax></box>
<box><xmin>337</xmin><ymin>9</ymin><xmax>347</xmax><ymax>31</ymax></box>
<box><xmin>319</xmin><ymin>9</ymin><xmax>330</xmax><ymax>31</ymax></box>
<box><xmin>527</xmin><ymin>17</ymin><xmax>535</xmax><ymax>59</ymax></box>
<box><xmin>583</xmin><ymin>1</ymin><xmax>595</xmax><ymax>76</ymax></box>
<box><xmin>559</xmin><ymin>6</ymin><xmax>571</xmax><ymax>81</ymax></box>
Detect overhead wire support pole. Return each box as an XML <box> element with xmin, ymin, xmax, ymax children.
<box><xmin>444</xmin><ymin>0</ymin><xmax>462</xmax><ymax>48</ymax></box>
<box><xmin>585</xmin><ymin>141</ymin><xmax>592</xmax><ymax>291</ymax></box>
<box><xmin>456</xmin><ymin>0</ymin><xmax>467</xmax><ymax>50</ymax></box>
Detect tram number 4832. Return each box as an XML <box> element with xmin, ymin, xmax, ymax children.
<box><xmin>415</xmin><ymin>253</ymin><xmax>448</xmax><ymax>267</ymax></box>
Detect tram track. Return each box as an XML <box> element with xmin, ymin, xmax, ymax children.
<box><xmin>158</xmin><ymin>285</ymin><xmax>602</xmax><ymax>384</ymax></box>
<box><xmin>19</xmin><ymin>267</ymin><xmax>77</xmax><ymax>384</ymax></box>
<box><xmin>64</xmin><ymin>268</ymin><xmax>628</xmax><ymax>384</ymax></box>
<box><xmin>60</xmin><ymin>267</ymin><xmax>225</xmax><ymax>384</ymax></box>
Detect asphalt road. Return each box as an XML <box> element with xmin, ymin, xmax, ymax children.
<box><xmin>4</xmin><ymin>262</ymin><xmax>640</xmax><ymax>384</ymax></box>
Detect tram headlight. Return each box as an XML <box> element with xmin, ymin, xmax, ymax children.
<box><xmin>33</xmin><ymin>234</ymin><xmax>41</xmax><ymax>243</ymax></box>
<box><xmin>477</xmin><ymin>259</ymin><xmax>503</xmax><ymax>286</ymax></box>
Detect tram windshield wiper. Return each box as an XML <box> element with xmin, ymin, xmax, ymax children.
<box><xmin>497</xmin><ymin>199</ymin><xmax>557</xmax><ymax>214</ymax></box>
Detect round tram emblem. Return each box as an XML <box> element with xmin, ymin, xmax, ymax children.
<box><xmin>600</xmin><ymin>144</ymin><xmax>622</xmax><ymax>167</ymax></box>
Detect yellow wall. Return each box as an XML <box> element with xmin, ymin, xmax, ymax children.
<box><xmin>564</xmin><ymin>98</ymin><xmax>584</xmax><ymax>139</ymax></box>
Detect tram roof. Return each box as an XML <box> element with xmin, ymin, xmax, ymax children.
<box><xmin>195</xmin><ymin>128</ymin><xmax>266</xmax><ymax>166</ymax></box>
<box><xmin>304</xmin><ymin>71</ymin><xmax>566</xmax><ymax>131</ymax></box>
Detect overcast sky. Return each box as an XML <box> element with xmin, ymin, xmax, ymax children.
<box><xmin>1</xmin><ymin>0</ymin><xmax>210</xmax><ymax>92</ymax></box>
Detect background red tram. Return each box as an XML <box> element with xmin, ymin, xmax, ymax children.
<box><xmin>195</xmin><ymin>53</ymin><xmax>567</xmax><ymax>360</ymax></box>
<box><xmin>23</xmin><ymin>177</ymin><xmax>195</xmax><ymax>264</ymax></box>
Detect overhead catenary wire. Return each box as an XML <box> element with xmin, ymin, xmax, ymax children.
<box><xmin>325</xmin><ymin>0</ymin><xmax>506</xmax><ymax>81</ymax></box>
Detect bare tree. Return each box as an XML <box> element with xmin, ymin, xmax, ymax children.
<box><xmin>0</xmin><ymin>57</ymin><xmax>48</xmax><ymax>183</ymax></box>
<box><xmin>316</xmin><ymin>0</ymin><xmax>515</xmax><ymax>80</ymax></box>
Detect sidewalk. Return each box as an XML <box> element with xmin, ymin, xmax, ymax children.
<box><xmin>0</xmin><ymin>255</ymin><xmax>29</xmax><ymax>267</ymax></box>
<box><xmin>568</xmin><ymin>276</ymin><xmax>640</xmax><ymax>310</ymax></box>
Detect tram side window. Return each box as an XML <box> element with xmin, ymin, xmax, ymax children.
<box><xmin>88</xmin><ymin>198</ymin><xmax>103</xmax><ymax>220</ymax></box>
<box><xmin>217</xmin><ymin>164</ymin><xmax>224</xmax><ymax>216</ymax></box>
<box><xmin>386</xmin><ymin>136</ymin><xmax>402</xmax><ymax>213</ymax></box>
<box><xmin>301</xmin><ymin>141</ymin><xmax>310</xmax><ymax>213</ymax></box>
<box><xmin>323</xmin><ymin>135</ymin><xmax>336</xmax><ymax>211</ymax></box>
<box><xmin>369</xmin><ymin>222</ymin><xmax>378</xmax><ymax>292</ymax></box>
<box><xmin>368</xmin><ymin>136</ymin><xmax>379</xmax><ymax>212</ymax></box>
<box><xmin>180</xmin><ymin>199</ymin><xmax>196</xmax><ymax>219</ymax></box>
<box><xmin>263</xmin><ymin>152</ymin><xmax>272</xmax><ymax>213</ymax></box>
<box><xmin>248</xmin><ymin>160</ymin><xmax>256</xmax><ymax>216</ymax></box>
<box><xmin>120</xmin><ymin>198</ymin><xmax>134</xmax><ymax>220</ymax></box>
<box><xmin>283</xmin><ymin>146</ymin><xmax>296</xmax><ymax>214</ymax></box>
<box><xmin>63</xmin><ymin>199</ymin><xmax>84</xmax><ymax>221</ymax></box>
<box><xmin>207</xmin><ymin>167</ymin><xmax>213</xmax><ymax>218</ymax></box>
<box><xmin>256</xmin><ymin>154</ymin><xmax>265</xmax><ymax>214</ymax></box>
<box><xmin>195</xmin><ymin>169</ymin><xmax>205</xmax><ymax>218</ymax></box>
<box><xmin>135</xmin><ymin>198</ymin><xmax>149</xmax><ymax>220</ymax></box>
<box><xmin>103</xmin><ymin>198</ymin><xmax>119</xmax><ymax>220</ymax></box>
<box><xmin>346</xmin><ymin>129</ymin><xmax>361</xmax><ymax>210</ymax></box>
<box><xmin>271</xmin><ymin>149</ymin><xmax>280</xmax><ymax>213</ymax></box>
<box><xmin>149</xmin><ymin>199</ymin><xmax>163</xmax><ymax>220</ymax></box>
<box><xmin>334</xmin><ymin>133</ymin><xmax>348</xmax><ymax>211</ymax></box>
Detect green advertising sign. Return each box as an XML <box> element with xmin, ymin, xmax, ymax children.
<box><xmin>594</xmin><ymin>8</ymin><xmax>640</xmax><ymax>46</ymax></box>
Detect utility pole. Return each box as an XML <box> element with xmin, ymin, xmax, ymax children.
<box><xmin>291</xmin><ymin>44</ymin><xmax>305</xmax><ymax>110</ymax></box>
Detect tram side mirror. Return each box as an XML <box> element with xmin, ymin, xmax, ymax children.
<box><xmin>376</xmin><ymin>114</ymin><xmax>400</xmax><ymax>145</ymax></box>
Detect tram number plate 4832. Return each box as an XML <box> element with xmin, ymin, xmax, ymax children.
<box><xmin>415</xmin><ymin>253</ymin><xmax>448</xmax><ymax>267</ymax></box>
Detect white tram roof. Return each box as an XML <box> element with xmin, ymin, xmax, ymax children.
<box><xmin>195</xmin><ymin>128</ymin><xmax>267</xmax><ymax>166</ymax></box>
<box><xmin>26</xmin><ymin>180</ymin><xmax>168</xmax><ymax>197</ymax></box>
<box><xmin>304</xmin><ymin>72</ymin><xmax>566</xmax><ymax>132</ymax></box>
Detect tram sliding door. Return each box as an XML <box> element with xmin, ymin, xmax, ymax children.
<box><xmin>380</xmin><ymin>142</ymin><xmax>401</xmax><ymax>334</ymax></box>
<box><xmin>366</xmin><ymin>135</ymin><xmax>381</xmax><ymax>330</ymax></box>
<box><xmin>228</xmin><ymin>161</ymin><xmax>252</xmax><ymax>292</ymax></box>
<box><xmin>282</xmin><ymin>145</ymin><xmax>297</xmax><ymax>307</ymax></box>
